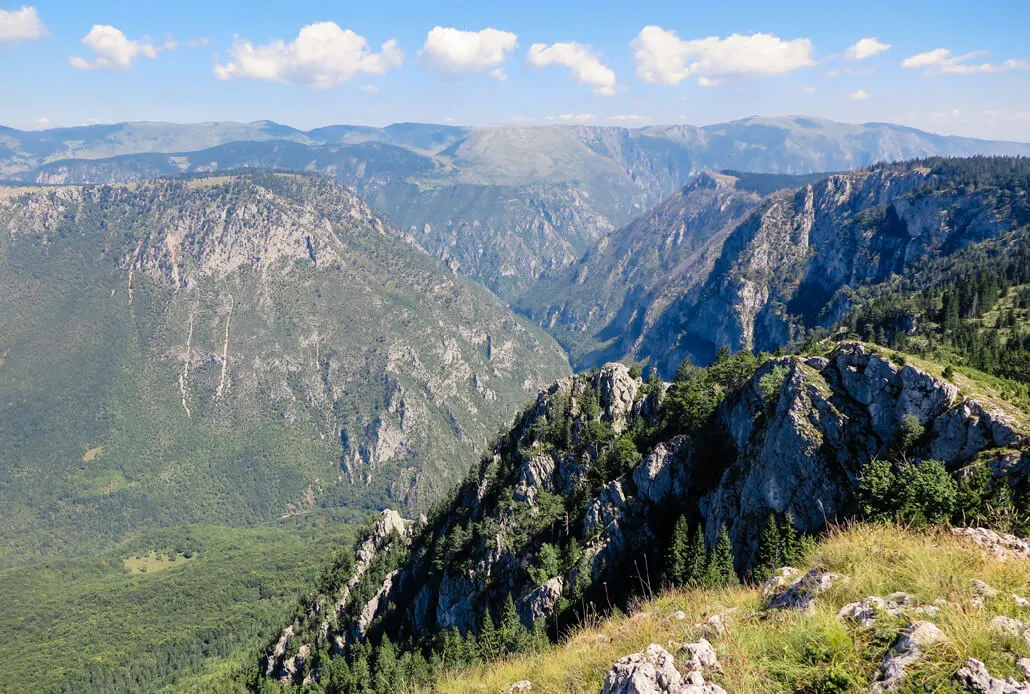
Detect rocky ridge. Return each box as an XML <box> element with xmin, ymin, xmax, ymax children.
<box><xmin>262</xmin><ymin>340</ymin><xmax>1030</xmax><ymax>687</ymax></box>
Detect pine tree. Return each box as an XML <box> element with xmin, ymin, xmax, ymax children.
<box><xmin>666</xmin><ymin>514</ymin><xmax>691</xmax><ymax>586</ymax></box>
<box><xmin>704</xmin><ymin>524</ymin><xmax>738</xmax><ymax>587</ymax></box>
<box><xmin>373</xmin><ymin>637</ymin><xmax>401</xmax><ymax>693</ymax></box>
<box><xmin>441</xmin><ymin>627</ymin><xmax>464</xmax><ymax>668</ymax></box>
<box><xmin>349</xmin><ymin>647</ymin><xmax>372</xmax><ymax>694</ymax></box>
<box><xmin>478</xmin><ymin>610</ymin><xmax>501</xmax><ymax>661</ymax></box>
<box><xmin>324</xmin><ymin>656</ymin><xmax>353</xmax><ymax>694</ymax></box>
<box><xmin>685</xmin><ymin>522</ymin><xmax>707</xmax><ymax>585</ymax></box>
<box><xmin>401</xmin><ymin>650</ymin><xmax>432</xmax><ymax>689</ymax></box>
<box><xmin>779</xmin><ymin>512</ymin><xmax>802</xmax><ymax>566</ymax></box>
<box><xmin>498</xmin><ymin>594</ymin><xmax>531</xmax><ymax>655</ymax></box>
<box><xmin>754</xmin><ymin>512</ymin><xmax>781</xmax><ymax>581</ymax></box>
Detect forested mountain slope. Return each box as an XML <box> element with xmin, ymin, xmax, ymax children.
<box><xmin>0</xmin><ymin>173</ymin><xmax>568</xmax><ymax>565</ymax></box>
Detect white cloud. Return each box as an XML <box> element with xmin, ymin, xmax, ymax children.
<box><xmin>546</xmin><ymin>113</ymin><xmax>596</xmax><ymax>122</ymax></box>
<box><xmin>901</xmin><ymin>48</ymin><xmax>1029</xmax><ymax>74</ymax></box>
<box><xmin>69</xmin><ymin>25</ymin><xmax>159</xmax><ymax>71</ymax></box>
<box><xmin>802</xmin><ymin>85</ymin><xmax>817</xmax><ymax>94</ymax></box>
<box><xmin>931</xmin><ymin>109</ymin><xmax>962</xmax><ymax>119</ymax></box>
<box><xmin>214</xmin><ymin>22</ymin><xmax>403</xmax><ymax>88</ymax></box>
<box><xmin>361</xmin><ymin>84</ymin><xmax>380</xmax><ymax>95</ymax></box>
<box><xmin>526</xmin><ymin>41</ymin><xmax>617</xmax><ymax>95</ymax></box>
<box><xmin>631</xmin><ymin>26</ymin><xmax>814</xmax><ymax>86</ymax></box>
<box><xmin>34</xmin><ymin>116</ymin><xmax>50</xmax><ymax>130</ymax></box>
<box><xmin>0</xmin><ymin>5</ymin><xmax>46</xmax><ymax>42</ymax></box>
<box><xmin>845</xmin><ymin>37</ymin><xmax>890</xmax><ymax>61</ymax></box>
<box><xmin>609</xmin><ymin>114</ymin><xmax>649</xmax><ymax>122</ymax></box>
<box><xmin>420</xmin><ymin>27</ymin><xmax>517</xmax><ymax>78</ymax></box>
<box><xmin>849</xmin><ymin>88</ymin><xmax>870</xmax><ymax>100</ymax></box>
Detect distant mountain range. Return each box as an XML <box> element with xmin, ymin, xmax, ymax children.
<box><xmin>4</xmin><ymin>116</ymin><xmax>1029</xmax><ymax>300</ymax></box>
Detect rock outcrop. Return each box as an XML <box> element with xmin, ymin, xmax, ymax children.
<box><xmin>872</xmin><ymin>621</ymin><xmax>950</xmax><ymax>692</ymax></box>
<box><xmin>956</xmin><ymin>658</ymin><xmax>1030</xmax><ymax>693</ymax></box>
<box><xmin>600</xmin><ymin>643</ymin><xmax>726</xmax><ymax>694</ymax></box>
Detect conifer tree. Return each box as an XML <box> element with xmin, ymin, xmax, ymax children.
<box><xmin>324</xmin><ymin>656</ymin><xmax>353</xmax><ymax>694</ymax></box>
<box><xmin>401</xmin><ymin>650</ymin><xmax>432</xmax><ymax>689</ymax></box>
<box><xmin>754</xmin><ymin>512</ymin><xmax>781</xmax><ymax>581</ymax></box>
<box><xmin>478</xmin><ymin>610</ymin><xmax>501</xmax><ymax>661</ymax></box>
<box><xmin>779</xmin><ymin>512</ymin><xmax>802</xmax><ymax>566</ymax></box>
<box><xmin>704</xmin><ymin>524</ymin><xmax>738</xmax><ymax>587</ymax></box>
<box><xmin>666</xmin><ymin>514</ymin><xmax>691</xmax><ymax>586</ymax></box>
<box><xmin>441</xmin><ymin>627</ymin><xmax>464</xmax><ymax>668</ymax></box>
<box><xmin>685</xmin><ymin>522</ymin><xmax>707</xmax><ymax>585</ymax></box>
<box><xmin>349</xmin><ymin>647</ymin><xmax>372</xmax><ymax>694</ymax></box>
<box><xmin>498</xmin><ymin>594</ymin><xmax>531</xmax><ymax>655</ymax></box>
<box><xmin>373</xmin><ymin>637</ymin><xmax>401</xmax><ymax>693</ymax></box>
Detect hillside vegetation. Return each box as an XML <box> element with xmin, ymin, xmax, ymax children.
<box><xmin>0</xmin><ymin>172</ymin><xmax>568</xmax><ymax>566</ymax></box>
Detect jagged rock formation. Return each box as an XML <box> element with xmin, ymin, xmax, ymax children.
<box><xmin>0</xmin><ymin>173</ymin><xmax>569</xmax><ymax>564</ymax></box>
<box><xmin>263</xmin><ymin>341</ymin><xmax>1030</xmax><ymax>686</ymax></box>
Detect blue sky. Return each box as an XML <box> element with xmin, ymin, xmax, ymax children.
<box><xmin>2</xmin><ymin>0</ymin><xmax>1029</xmax><ymax>140</ymax></box>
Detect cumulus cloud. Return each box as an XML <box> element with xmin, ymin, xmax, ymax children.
<box><xmin>360</xmin><ymin>84</ymin><xmax>380</xmax><ymax>95</ymax></box>
<box><xmin>902</xmin><ymin>48</ymin><xmax>1029</xmax><ymax>74</ymax></box>
<box><xmin>420</xmin><ymin>27</ymin><xmax>517</xmax><ymax>79</ymax></box>
<box><xmin>34</xmin><ymin>116</ymin><xmax>50</xmax><ymax>130</ymax></box>
<box><xmin>849</xmin><ymin>88</ymin><xmax>871</xmax><ymax>100</ymax></box>
<box><xmin>0</xmin><ymin>5</ymin><xmax>46</xmax><ymax>42</ymax></box>
<box><xmin>214</xmin><ymin>22</ymin><xmax>403</xmax><ymax>88</ymax></box>
<box><xmin>802</xmin><ymin>85</ymin><xmax>817</xmax><ymax>93</ymax></box>
<box><xmin>631</xmin><ymin>26</ymin><xmax>814</xmax><ymax>86</ymax></box>
<box><xmin>526</xmin><ymin>41</ymin><xmax>617</xmax><ymax>95</ymax></box>
<box><xmin>609</xmin><ymin>114</ymin><xmax>649</xmax><ymax>122</ymax></box>
<box><xmin>845</xmin><ymin>37</ymin><xmax>890</xmax><ymax>61</ymax></box>
<box><xmin>69</xmin><ymin>25</ymin><xmax>159</xmax><ymax>71</ymax></box>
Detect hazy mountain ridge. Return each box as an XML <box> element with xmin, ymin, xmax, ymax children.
<box><xmin>0</xmin><ymin>172</ymin><xmax>569</xmax><ymax>565</ymax></box>
<box><xmin>7</xmin><ymin>117</ymin><xmax>1030</xmax><ymax>300</ymax></box>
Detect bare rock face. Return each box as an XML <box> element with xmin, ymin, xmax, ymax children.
<box><xmin>600</xmin><ymin>643</ymin><xmax>726</xmax><ymax>694</ymax></box>
<box><xmin>633</xmin><ymin>438</ymin><xmax>689</xmax><ymax>505</ymax></box>
<box><xmin>598</xmin><ymin>363</ymin><xmax>640</xmax><ymax>434</ymax></box>
<box><xmin>519</xmin><ymin>577</ymin><xmax>564</xmax><ymax>626</ymax></box>
<box><xmin>953</xmin><ymin>528</ymin><xmax>1030</xmax><ymax>561</ymax></box>
<box><xmin>872</xmin><ymin>621</ymin><xmax>950</xmax><ymax>692</ymax></box>
<box><xmin>956</xmin><ymin>658</ymin><xmax>1030</xmax><ymax>693</ymax></box>
<box><xmin>764</xmin><ymin>568</ymin><xmax>845</xmax><ymax>613</ymax></box>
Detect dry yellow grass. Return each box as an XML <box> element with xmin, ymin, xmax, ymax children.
<box><xmin>426</xmin><ymin>524</ymin><xmax>1030</xmax><ymax>693</ymax></box>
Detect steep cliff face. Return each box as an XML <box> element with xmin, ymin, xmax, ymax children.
<box><xmin>518</xmin><ymin>172</ymin><xmax>767</xmax><ymax>368</ymax></box>
<box><xmin>544</xmin><ymin>158</ymin><xmax>1030</xmax><ymax>376</ymax></box>
<box><xmin>0</xmin><ymin>173</ymin><xmax>569</xmax><ymax>563</ymax></box>
<box><xmin>263</xmin><ymin>342</ymin><xmax>1030</xmax><ymax>687</ymax></box>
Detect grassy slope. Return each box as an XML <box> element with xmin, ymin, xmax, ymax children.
<box><xmin>429</xmin><ymin>524</ymin><xmax>1030</xmax><ymax>693</ymax></box>
<box><xmin>0</xmin><ymin>513</ymin><xmax>361</xmax><ymax>694</ymax></box>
